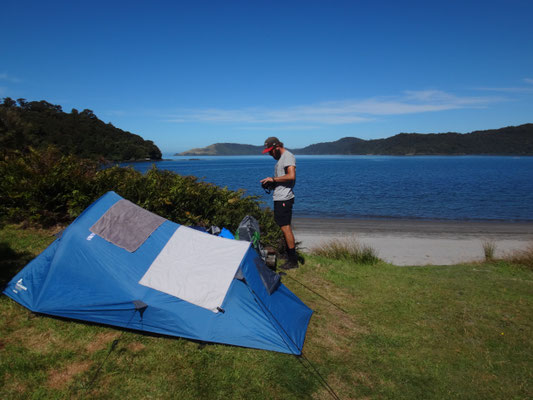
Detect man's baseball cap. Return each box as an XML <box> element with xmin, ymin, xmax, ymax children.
<box><xmin>262</xmin><ymin>137</ymin><xmax>281</xmax><ymax>153</ymax></box>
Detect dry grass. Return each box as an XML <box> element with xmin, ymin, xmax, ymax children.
<box><xmin>47</xmin><ymin>361</ymin><xmax>92</xmax><ymax>389</ymax></box>
<box><xmin>2</xmin><ymin>373</ymin><xmax>26</xmax><ymax>396</ymax></box>
<box><xmin>506</xmin><ymin>242</ymin><xmax>533</xmax><ymax>270</ymax></box>
<box><xmin>85</xmin><ymin>331</ymin><xmax>121</xmax><ymax>353</ymax></box>
<box><xmin>310</xmin><ymin>237</ymin><xmax>380</xmax><ymax>265</ymax></box>
<box><xmin>482</xmin><ymin>240</ymin><xmax>496</xmax><ymax>261</ymax></box>
<box><xmin>127</xmin><ymin>342</ymin><xmax>146</xmax><ymax>353</ymax></box>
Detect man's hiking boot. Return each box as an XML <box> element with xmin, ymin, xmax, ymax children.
<box><xmin>278</xmin><ymin>259</ymin><xmax>298</xmax><ymax>270</ymax></box>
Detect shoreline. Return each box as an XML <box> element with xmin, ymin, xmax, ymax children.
<box><xmin>292</xmin><ymin>217</ymin><xmax>533</xmax><ymax>266</ymax></box>
<box><xmin>293</xmin><ymin>217</ymin><xmax>533</xmax><ymax>238</ymax></box>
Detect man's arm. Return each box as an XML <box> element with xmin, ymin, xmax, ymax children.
<box><xmin>260</xmin><ymin>165</ymin><xmax>295</xmax><ymax>185</ymax></box>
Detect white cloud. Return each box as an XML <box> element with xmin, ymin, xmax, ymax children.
<box><xmin>104</xmin><ymin>110</ymin><xmax>128</xmax><ymax>117</ymax></box>
<box><xmin>475</xmin><ymin>78</ymin><xmax>533</xmax><ymax>93</ymax></box>
<box><xmin>235</xmin><ymin>125</ymin><xmax>321</xmax><ymax>131</ymax></box>
<box><xmin>0</xmin><ymin>73</ymin><xmax>21</xmax><ymax>83</ymax></box>
<box><xmin>169</xmin><ymin>106</ymin><xmax>371</xmax><ymax>124</ymax></box>
<box><xmin>165</xmin><ymin>90</ymin><xmax>501</xmax><ymax>125</ymax></box>
<box><xmin>476</xmin><ymin>86</ymin><xmax>533</xmax><ymax>93</ymax></box>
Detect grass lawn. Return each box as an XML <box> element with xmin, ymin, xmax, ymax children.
<box><xmin>1</xmin><ymin>225</ymin><xmax>532</xmax><ymax>399</ymax></box>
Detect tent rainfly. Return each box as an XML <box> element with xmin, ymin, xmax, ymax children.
<box><xmin>4</xmin><ymin>191</ymin><xmax>312</xmax><ymax>354</ymax></box>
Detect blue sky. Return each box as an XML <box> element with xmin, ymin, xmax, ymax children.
<box><xmin>2</xmin><ymin>0</ymin><xmax>532</xmax><ymax>153</ymax></box>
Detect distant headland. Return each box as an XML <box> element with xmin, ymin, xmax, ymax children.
<box><xmin>176</xmin><ymin>124</ymin><xmax>533</xmax><ymax>156</ymax></box>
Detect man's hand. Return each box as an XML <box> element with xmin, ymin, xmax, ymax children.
<box><xmin>260</xmin><ymin>177</ymin><xmax>275</xmax><ymax>185</ymax></box>
<box><xmin>260</xmin><ymin>177</ymin><xmax>276</xmax><ymax>193</ymax></box>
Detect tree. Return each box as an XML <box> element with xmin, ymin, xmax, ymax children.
<box><xmin>80</xmin><ymin>109</ymin><xmax>97</xmax><ymax>119</ymax></box>
<box><xmin>2</xmin><ymin>97</ymin><xmax>16</xmax><ymax>108</ymax></box>
<box><xmin>17</xmin><ymin>98</ymin><xmax>27</xmax><ymax>108</ymax></box>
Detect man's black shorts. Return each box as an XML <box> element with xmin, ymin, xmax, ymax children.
<box><xmin>274</xmin><ymin>198</ymin><xmax>294</xmax><ymax>227</ymax></box>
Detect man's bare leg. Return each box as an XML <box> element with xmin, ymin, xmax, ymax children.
<box><xmin>280</xmin><ymin>224</ymin><xmax>295</xmax><ymax>249</ymax></box>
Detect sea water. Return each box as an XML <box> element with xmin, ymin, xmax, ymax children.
<box><xmin>124</xmin><ymin>155</ymin><xmax>533</xmax><ymax>221</ymax></box>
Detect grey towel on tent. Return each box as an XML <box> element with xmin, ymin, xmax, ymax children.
<box><xmin>90</xmin><ymin>199</ymin><xmax>166</xmax><ymax>252</ymax></box>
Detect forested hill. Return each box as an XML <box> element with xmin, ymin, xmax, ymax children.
<box><xmin>177</xmin><ymin>124</ymin><xmax>533</xmax><ymax>156</ymax></box>
<box><xmin>297</xmin><ymin>124</ymin><xmax>533</xmax><ymax>155</ymax></box>
<box><xmin>0</xmin><ymin>98</ymin><xmax>162</xmax><ymax>161</ymax></box>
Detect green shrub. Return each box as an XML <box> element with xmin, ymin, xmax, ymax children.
<box><xmin>0</xmin><ymin>147</ymin><xmax>100</xmax><ymax>225</ymax></box>
<box><xmin>0</xmin><ymin>147</ymin><xmax>282</xmax><ymax>249</ymax></box>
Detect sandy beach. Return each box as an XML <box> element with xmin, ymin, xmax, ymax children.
<box><xmin>292</xmin><ymin>217</ymin><xmax>533</xmax><ymax>266</ymax></box>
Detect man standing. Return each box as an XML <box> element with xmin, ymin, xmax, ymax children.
<box><xmin>260</xmin><ymin>137</ymin><xmax>298</xmax><ymax>270</ymax></box>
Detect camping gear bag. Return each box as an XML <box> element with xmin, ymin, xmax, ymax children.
<box><xmin>235</xmin><ymin>215</ymin><xmax>276</xmax><ymax>268</ymax></box>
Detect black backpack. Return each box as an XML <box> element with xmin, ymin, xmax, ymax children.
<box><xmin>235</xmin><ymin>215</ymin><xmax>266</xmax><ymax>260</ymax></box>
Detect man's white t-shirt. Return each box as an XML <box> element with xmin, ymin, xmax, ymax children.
<box><xmin>273</xmin><ymin>150</ymin><xmax>296</xmax><ymax>201</ymax></box>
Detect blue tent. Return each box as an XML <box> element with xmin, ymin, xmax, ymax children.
<box><xmin>3</xmin><ymin>192</ymin><xmax>312</xmax><ymax>354</ymax></box>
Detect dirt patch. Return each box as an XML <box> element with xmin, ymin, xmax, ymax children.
<box><xmin>2</xmin><ymin>373</ymin><xmax>26</xmax><ymax>395</ymax></box>
<box><xmin>47</xmin><ymin>360</ymin><xmax>92</xmax><ymax>389</ymax></box>
<box><xmin>86</xmin><ymin>331</ymin><xmax>121</xmax><ymax>353</ymax></box>
<box><xmin>127</xmin><ymin>342</ymin><xmax>145</xmax><ymax>352</ymax></box>
<box><xmin>7</xmin><ymin>327</ymin><xmax>62</xmax><ymax>353</ymax></box>
<box><xmin>352</xmin><ymin>370</ymin><xmax>374</xmax><ymax>388</ymax></box>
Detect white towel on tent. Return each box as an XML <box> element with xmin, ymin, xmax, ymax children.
<box><xmin>139</xmin><ymin>226</ymin><xmax>250</xmax><ymax>312</ymax></box>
